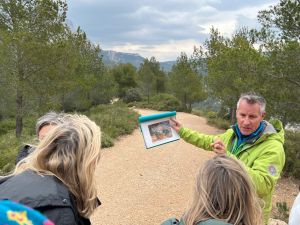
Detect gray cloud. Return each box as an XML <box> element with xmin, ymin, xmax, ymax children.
<box><xmin>67</xmin><ymin>0</ymin><xmax>279</xmax><ymax>61</ymax></box>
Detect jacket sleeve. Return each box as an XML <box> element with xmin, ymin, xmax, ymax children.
<box><xmin>228</xmin><ymin>141</ymin><xmax>285</xmax><ymax>198</ymax></box>
<box><xmin>179</xmin><ymin>127</ymin><xmax>217</xmax><ymax>151</ymax></box>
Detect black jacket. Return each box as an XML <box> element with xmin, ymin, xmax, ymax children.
<box><xmin>0</xmin><ymin>170</ymin><xmax>91</xmax><ymax>225</ymax></box>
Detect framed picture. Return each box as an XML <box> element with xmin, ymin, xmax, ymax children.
<box><xmin>139</xmin><ymin>111</ymin><xmax>180</xmax><ymax>149</ymax></box>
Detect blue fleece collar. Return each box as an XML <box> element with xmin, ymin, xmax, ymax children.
<box><xmin>233</xmin><ymin>121</ymin><xmax>267</xmax><ymax>147</ymax></box>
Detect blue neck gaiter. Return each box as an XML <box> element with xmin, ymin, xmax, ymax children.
<box><xmin>233</xmin><ymin>121</ymin><xmax>266</xmax><ymax>147</ymax></box>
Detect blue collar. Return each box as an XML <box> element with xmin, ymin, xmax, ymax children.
<box><xmin>233</xmin><ymin>121</ymin><xmax>266</xmax><ymax>147</ymax></box>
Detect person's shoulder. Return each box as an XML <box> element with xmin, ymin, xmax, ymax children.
<box><xmin>0</xmin><ymin>170</ymin><xmax>70</xmax><ymax>207</ymax></box>
<box><xmin>199</xmin><ymin>219</ymin><xmax>232</xmax><ymax>225</ymax></box>
<box><xmin>160</xmin><ymin>218</ymin><xmax>182</xmax><ymax>225</ymax></box>
<box><xmin>160</xmin><ymin>218</ymin><xmax>232</xmax><ymax>225</ymax></box>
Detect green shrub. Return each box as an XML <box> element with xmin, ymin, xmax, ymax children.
<box><xmin>207</xmin><ymin>111</ymin><xmax>217</xmax><ymax>119</ymax></box>
<box><xmin>192</xmin><ymin>109</ymin><xmax>230</xmax><ymax>130</ymax></box>
<box><xmin>0</xmin><ymin>118</ymin><xmax>15</xmax><ymax>135</ymax></box>
<box><xmin>275</xmin><ymin>201</ymin><xmax>289</xmax><ymax>222</ymax></box>
<box><xmin>123</xmin><ymin>88</ymin><xmax>142</xmax><ymax>103</ymax></box>
<box><xmin>101</xmin><ymin>132</ymin><xmax>114</xmax><ymax>148</ymax></box>
<box><xmin>88</xmin><ymin>103</ymin><xmax>139</xmax><ymax>146</ymax></box>
<box><xmin>0</xmin><ymin>132</ymin><xmax>22</xmax><ymax>169</ymax></box>
<box><xmin>132</xmin><ymin>94</ymin><xmax>182</xmax><ymax>111</ymax></box>
<box><xmin>1</xmin><ymin>163</ymin><xmax>15</xmax><ymax>174</ymax></box>
<box><xmin>191</xmin><ymin>109</ymin><xmax>208</xmax><ymax>117</ymax></box>
<box><xmin>207</xmin><ymin>118</ymin><xmax>230</xmax><ymax>130</ymax></box>
<box><xmin>283</xmin><ymin>130</ymin><xmax>300</xmax><ymax>178</ymax></box>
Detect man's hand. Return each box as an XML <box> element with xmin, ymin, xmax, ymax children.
<box><xmin>211</xmin><ymin>139</ymin><xmax>226</xmax><ymax>155</ymax></box>
<box><xmin>170</xmin><ymin>118</ymin><xmax>182</xmax><ymax>133</ymax></box>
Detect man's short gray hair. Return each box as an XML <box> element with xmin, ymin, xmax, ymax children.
<box><xmin>35</xmin><ymin>111</ymin><xmax>66</xmax><ymax>135</ymax></box>
<box><xmin>237</xmin><ymin>92</ymin><xmax>266</xmax><ymax>114</ymax></box>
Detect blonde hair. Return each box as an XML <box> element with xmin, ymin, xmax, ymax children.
<box><xmin>183</xmin><ymin>155</ymin><xmax>262</xmax><ymax>225</ymax></box>
<box><xmin>13</xmin><ymin>114</ymin><xmax>101</xmax><ymax>218</ymax></box>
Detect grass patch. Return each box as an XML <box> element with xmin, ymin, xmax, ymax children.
<box><xmin>274</xmin><ymin>201</ymin><xmax>289</xmax><ymax>223</ymax></box>
<box><xmin>128</xmin><ymin>93</ymin><xmax>183</xmax><ymax>112</ymax></box>
<box><xmin>0</xmin><ymin>130</ymin><xmax>36</xmax><ymax>175</ymax></box>
<box><xmin>192</xmin><ymin>109</ymin><xmax>231</xmax><ymax>130</ymax></box>
<box><xmin>87</xmin><ymin>102</ymin><xmax>139</xmax><ymax>147</ymax></box>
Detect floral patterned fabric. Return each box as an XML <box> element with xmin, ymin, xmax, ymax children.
<box><xmin>0</xmin><ymin>200</ymin><xmax>54</xmax><ymax>225</ymax></box>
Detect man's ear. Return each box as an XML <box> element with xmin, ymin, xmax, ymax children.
<box><xmin>262</xmin><ymin>112</ymin><xmax>266</xmax><ymax>119</ymax></box>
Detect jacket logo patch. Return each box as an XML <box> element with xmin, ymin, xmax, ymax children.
<box><xmin>268</xmin><ymin>165</ymin><xmax>277</xmax><ymax>176</ymax></box>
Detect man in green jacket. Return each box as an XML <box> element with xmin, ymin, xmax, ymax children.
<box><xmin>171</xmin><ymin>92</ymin><xmax>285</xmax><ymax>224</ymax></box>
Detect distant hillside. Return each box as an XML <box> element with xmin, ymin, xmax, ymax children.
<box><xmin>100</xmin><ymin>50</ymin><xmax>176</xmax><ymax>72</ymax></box>
<box><xmin>100</xmin><ymin>50</ymin><xmax>145</xmax><ymax>68</ymax></box>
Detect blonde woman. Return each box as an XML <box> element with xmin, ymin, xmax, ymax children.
<box><xmin>161</xmin><ymin>155</ymin><xmax>263</xmax><ymax>225</ymax></box>
<box><xmin>0</xmin><ymin>114</ymin><xmax>101</xmax><ymax>225</ymax></box>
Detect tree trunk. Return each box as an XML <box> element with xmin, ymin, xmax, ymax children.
<box><xmin>16</xmin><ymin>50</ymin><xmax>24</xmax><ymax>138</ymax></box>
<box><xmin>230</xmin><ymin>107</ymin><xmax>236</xmax><ymax>125</ymax></box>
<box><xmin>15</xmin><ymin>88</ymin><xmax>23</xmax><ymax>138</ymax></box>
<box><xmin>184</xmin><ymin>93</ymin><xmax>187</xmax><ymax>110</ymax></box>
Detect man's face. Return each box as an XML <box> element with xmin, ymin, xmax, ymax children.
<box><xmin>38</xmin><ymin>124</ymin><xmax>55</xmax><ymax>140</ymax></box>
<box><xmin>236</xmin><ymin>100</ymin><xmax>265</xmax><ymax>136</ymax></box>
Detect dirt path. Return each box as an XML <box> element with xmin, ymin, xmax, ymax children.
<box><xmin>91</xmin><ymin>109</ymin><xmax>298</xmax><ymax>225</ymax></box>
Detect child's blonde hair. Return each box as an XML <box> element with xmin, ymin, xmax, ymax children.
<box><xmin>183</xmin><ymin>155</ymin><xmax>262</xmax><ymax>225</ymax></box>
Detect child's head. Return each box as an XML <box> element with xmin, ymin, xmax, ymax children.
<box><xmin>183</xmin><ymin>155</ymin><xmax>262</xmax><ymax>225</ymax></box>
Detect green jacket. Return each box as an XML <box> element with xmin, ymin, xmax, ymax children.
<box><xmin>179</xmin><ymin>119</ymin><xmax>285</xmax><ymax>224</ymax></box>
<box><xmin>161</xmin><ymin>218</ymin><xmax>232</xmax><ymax>225</ymax></box>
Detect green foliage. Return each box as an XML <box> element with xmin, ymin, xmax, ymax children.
<box><xmin>0</xmin><ymin>0</ymin><xmax>69</xmax><ymax>137</ymax></box>
<box><xmin>0</xmin><ymin>131</ymin><xmax>24</xmax><ymax>173</ymax></box>
<box><xmin>258</xmin><ymin>0</ymin><xmax>300</xmax><ymax>41</ymax></box>
<box><xmin>192</xmin><ymin>109</ymin><xmax>230</xmax><ymax>130</ymax></box>
<box><xmin>203</xmin><ymin>28</ymin><xmax>269</xmax><ymax>123</ymax></box>
<box><xmin>123</xmin><ymin>88</ymin><xmax>142</xmax><ymax>103</ymax></box>
<box><xmin>88</xmin><ymin>103</ymin><xmax>139</xmax><ymax>146</ymax></box>
<box><xmin>207</xmin><ymin>118</ymin><xmax>231</xmax><ymax>130</ymax></box>
<box><xmin>0</xmin><ymin>1</ymin><xmax>113</xmax><ymax>137</ymax></box>
<box><xmin>283</xmin><ymin>130</ymin><xmax>300</xmax><ymax>178</ymax></box>
<box><xmin>132</xmin><ymin>94</ymin><xmax>182</xmax><ymax>111</ymax></box>
<box><xmin>0</xmin><ymin>118</ymin><xmax>15</xmax><ymax>135</ymax></box>
<box><xmin>138</xmin><ymin>57</ymin><xmax>166</xmax><ymax>101</ymax></box>
<box><xmin>255</xmin><ymin>1</ymin><xmax>300</xmax><ymax>125</ymax></box>
<box><xmin>111</xmin><ymin>63</ymin><xmax>138</xmax><ymax>98</ymax></box>
<box><xmin>101</xmin><ymin>132</ymin><xmax>114</xmax><ymax>148</ymax></box>
<box><xmin>264</xmin><ymin>40</ymin><xmax>300</xmax><ymax>125</ymax></box>
<box><xmin>89</xmin><ymin>68</ymin><xmax>117</xmax><ymax>105</ymax></box>
<box><xmin>169</xmin><ymin>52</ymin><xmax>207</xmax><ymax>111</ymax></box>
<box><xmin>207</xmin><ymin>111</ymin><xmax>217</xmax><ymax>119</ymax></box>
<box><xmin>275</xmin><ymin>201</ymin><xmax>289</xmax><ymax>222</ymax></box>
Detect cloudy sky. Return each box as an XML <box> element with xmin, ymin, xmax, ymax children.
<box><xmin>67</xmin><ymin>0</ymin><xmax>278</xmax><ymax>61</ymax></box>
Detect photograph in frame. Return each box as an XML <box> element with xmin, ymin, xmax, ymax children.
<box><xmin>139</xmin><ymin>111</ymin><xmax>180</xmax><ymax>149</ymax></box>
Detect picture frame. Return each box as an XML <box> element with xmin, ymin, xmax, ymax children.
<box><xmin>138</xmin><ymin>111</ymin><xmax>180</xmax><ymax>149</ymax></box>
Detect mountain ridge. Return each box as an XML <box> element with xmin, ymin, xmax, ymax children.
<box><xmin>100</xmin><ymin>50</ymin><xmax>176</xmax><ymax>72</ymax></box>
